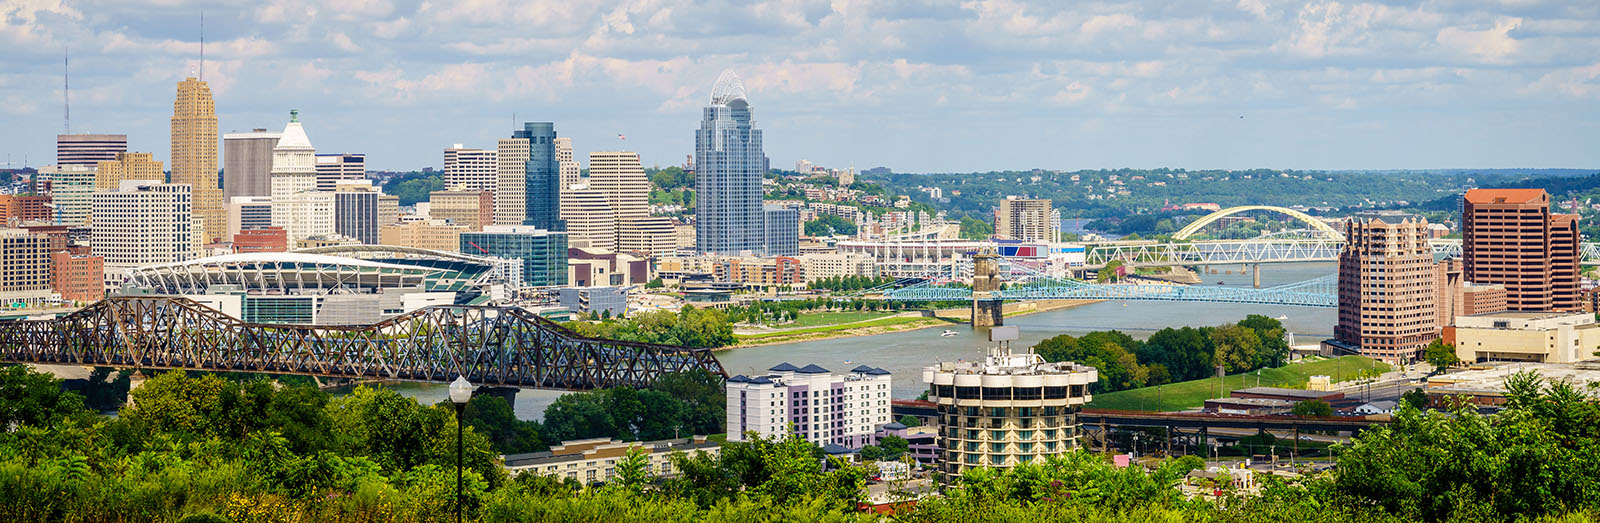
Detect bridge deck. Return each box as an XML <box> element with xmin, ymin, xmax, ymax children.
<box><xmin>0</xmin><ymin>297</ymin><xmax>726</xmax><ymax>391</ymax></box>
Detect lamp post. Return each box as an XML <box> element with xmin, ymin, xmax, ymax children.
<box><xmin>448</xmin><ymin>376</ymin><xmax>473</xmax><ymax>523</ymax></box>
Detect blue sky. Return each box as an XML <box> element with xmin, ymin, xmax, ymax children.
<box><xmin>2</xmin><ymin>0</ymin><xmax>1598</xmax><ymax>173</ymax></box>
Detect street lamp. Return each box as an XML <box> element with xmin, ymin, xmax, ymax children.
<box><xmin>448</xmin><ymin>376</ymin><xmax>473</xmax><ymax>523</ymax></box>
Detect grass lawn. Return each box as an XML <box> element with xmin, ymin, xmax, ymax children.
<box><xmin>769</xmin><ymin>310</ymin><xmax>897</xmax><ymax>329</ymax></box>
<box><xmin>734</xmin><ymin>316</ymin><xmax>943</xmax><ymax>342</ymax></box>
<box><xmin>1088</xmin><ymin>356</ymin><xmax>1392</xmax><ymax>412</ymax></box>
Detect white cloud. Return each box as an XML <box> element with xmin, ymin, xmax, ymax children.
<box><xmin>1437</xmin><ymin>18</ymin><xmax>1523</xmax><ymax>64</ymax></box>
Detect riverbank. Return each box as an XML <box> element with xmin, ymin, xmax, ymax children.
<box><xmin>723</xmin><ymin>299</ymin><xmax>1100</xmax><ymax>349</ymax></box>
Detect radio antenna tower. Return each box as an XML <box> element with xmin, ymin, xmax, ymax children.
<box><xmin>199</xmin><ymin>11</ymin><xmax>205</xmax><ymax>80</ymax></box>
<box><xmin>63</xmin><ymin>47</ymin><xmax>70</xmax><ymax>134</ymax></box>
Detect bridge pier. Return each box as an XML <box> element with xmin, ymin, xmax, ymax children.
<box><xmin>1252</xmin><ymin>263</ymin><xmax>1261</xmax><ymax>288</ymax></box>
<box><xmin>971</xmin><ymin>248</ymin><xmax>1004</xmax><ymax>328</ymax></box>
<box><xmin>474</xmin><ymin>386</ymin><xmax>519</xmax><ymax>408</ymax></box>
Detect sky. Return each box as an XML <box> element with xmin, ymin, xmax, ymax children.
<box><xmin>2</xmin><ymin>0</ymin><xmax>1599</xmax><ymax>173</ymax></box>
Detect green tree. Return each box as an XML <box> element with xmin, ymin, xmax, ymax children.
<box><xmin>461</xmin><ymin>394</ymin><xmax>546</xmax><ymax>454</ymax></box>
<box><xmin>897</xmin><ymin>415</ymin><xmax>921</xmax><ymax>428</ymax></box>
<box><xmin>959</xmin><ymin>215</ymin><xmax>993</xmax><ymax>239</ymax></box>
<box><xmin>1237</xmin><ymin>314</ymin><xmax>1289</xmax><ymax>367</ymax></box>
<box><xmin>1291</xmin><ymin>399</ymin><xmax>1333</xmax><ymax>417</ymax></box>
<box><xmin>1425</xmin><ymin>338</ymin><xmax>1460</xmax><ymax>370</ymax></box>
<box><xmin>1401</xmin><ymin>388</ymin><xmax>1430</xmax><ymax>410</ymax></box>
<box><xmin>878</xmin><ymin>435</ymin><xmax>909</xmax><ymax>461</ymax></box>
<box><xmin>803</xmin><ymin>214</ymin><xmax>857</xmax><ymax>236</ymax></box>
<box><xmin>0</xmin><ymin>364</ymin><xmax>88</xmax><ymax>429</ymax></box>
<box><xmin>615</xmin><ymin>446</ymin><xmax>652</xmax><ymax>490</ymax></box>
<box><xmin>1209</xmin><ymin>324</ymin><xmax>1261</xmax><ymax>374</ymax></box>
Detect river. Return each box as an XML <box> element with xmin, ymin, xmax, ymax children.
<box><xmin>378</xmin><ymin>262</ymin><xmax>1336</xmax><ymax>420</ymax></box>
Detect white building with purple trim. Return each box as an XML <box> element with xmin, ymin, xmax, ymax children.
<box><xmin>726</xmin><ymin>362</ymin><xmax>894</xmax><ymax>448</ymax></box>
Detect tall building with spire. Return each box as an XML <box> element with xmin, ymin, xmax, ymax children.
<box><xmin>171</xmin><ymin>77</ymin><xmax>223</xmax><ymax>244</ymax></box>
<box><xmin>695</xmin><ymin>71</ymin><xmax>769</xmax><ymax>254</ymax></box>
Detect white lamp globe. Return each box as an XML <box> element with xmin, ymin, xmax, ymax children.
<box><xmin>448</xmin><ymin>376</ymin><xmax>473</xmax><ymax>405</ymax></box>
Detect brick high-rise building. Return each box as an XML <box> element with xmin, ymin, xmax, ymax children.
<box><xmin>0</xmin><ymin>195</ymin><xmax>52</xmax><ymax>225</ymax></box>
<box><xmin>1334</xmin><ymin>211</ymin><xmax>1438</xmax><ymax>363</ymax></box>
<box><xmin>1462</xmin><ymin>189</ymin><xmax>1581</xmax><ymax>312</ymax></box>
<box><xmin>49</xmin><ymin>250</ymin><xmax>104</xmax><ymax>303</ymax></box>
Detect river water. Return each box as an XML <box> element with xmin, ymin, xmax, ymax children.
<box><xmin>378</xmin><ymin>262</ymin><xmax>1336</xmax><ymax>420</ymax></box>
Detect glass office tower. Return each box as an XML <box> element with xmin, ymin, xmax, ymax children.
<box><xmin>695</xmin><ymin>71</ymin><xmax>769</xmax><ymax>254</ymax></box>
<box><xmin>516</xmin><ymin>122</ymin><xmax>564</xmax><ymax>232</ymax></box>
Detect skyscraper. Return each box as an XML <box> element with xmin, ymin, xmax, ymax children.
<box><xmin>444</xmin><ymin>145</ymin><xmax>498</xmax><ymax>192</ymax></box>
<box><xmin>494</xmin><ymin>137</ymin><xmax>529</xmax><ymax>226</ymax></box>
<box><xmin>334</xmin><ymin>180</ymin><xmax>381</xmax><ymax>245</ymax></box>
<box><xmin>91</xmin><ymin>181</ymin><xmax>196</xmax><ymax>269</ymax></box>
<box><xmin>997</xmin><ymin>197</ymin><xmax>1055</xmax><ymax>241</ymax></box>
<box><xmin>1462</xmin><ymin>189</ymin><xmax>1581</xmax><ymax>312</ymax></box>
<box><xmin>514</xmin><ymin>122</ymin><xmax>563</xmax><ymax>232</ymax></box>
<box><xmin>560</xmin><ymin>184</ymin><xmax>615</xmax><ymax>250</ymax></box>
<box><xmin>1334</xmin><ymin>211</ymin><xmax>1438</xmax><ymax>363</ymax></box>
<box><xmin>269</xmin><ymin>110</ymin><xmax>329</xmax><ymax>249</ymax></box>
<box><xmin>223</xmin><ymin>129</ymin><xmax>280</xmax><ymax>200</ymax></box>
<box><xmin>554</xmin><ymin>137</ymin><xmax>580</xmax><ymax>191</ymax></box>
<box><xmin>695</xmin><ymin>71</ymin><xmax>768</xmax><ymax>254</ymax></box>
<box><xmin>95</xmin><ymin>152</ymin><xmax>163</xmax><ymax>190</ymax></box>
<box><xmin>56</xmin><ymin>134</ymin><xmax>127</xmax><ymax>167</ymax></box>
<box><xmin>172</xmin><ymin>77</ymin><xmax>224</xmax><ymax>244</ymax></box>
<box><xmin>315</xmin><ymin>153</ymin><xmax>366</xmax><ymax>191</ymax></box>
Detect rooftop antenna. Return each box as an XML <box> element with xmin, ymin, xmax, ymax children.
<box><xmin>199</xmin><ymin>11</ymin><xmax>204</xmax><ymax>81</ymax></box>
<box><xmin>63</xmin><ymin>47</ymin><xmax>70</xmax><ymax>134</ymax></box>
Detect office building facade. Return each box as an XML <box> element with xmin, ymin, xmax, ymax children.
<box><xmin>460</xmin><ymin>226</ymin><xmax>568</xmax><ymax>287</ymax></box>
<box><xmin>228</xmin><ymin>196</ymin><xmax>274</xmax><ymax>239</ymax></box>
<box><xmin>763</xmin><ymin>205</ymin><xmax>800</xmax><ymax>256</ymax></box>
<box><xmin>315</xmin><ymin>154</ymin><xmax>366</xmax><ymax>192</ymax></box>
<box><xmin>37</xmin><ymin>165</ymin><xmax>96</xmax><ymax>226</ymax></box>
<box><xmin>95</xmin><ymin>152</ymin><xmax>164</xmax><ymax>190</ymax></box>
<box><xmin>429</xmin><ymin>189</ymin><xmax>494</xmax><ymax>231</ymax></box>
<box><xmin>494</xmin><ymin>137</ymin><xmax>529</xmax><ymax>226</ymax></box>
<box><xmin>0</xmin><ymin>229</ymin><xmax>54</xmax><ymax>306</ymax></box>
<box><xmin>554</xmin><ymin>137</ymin><xmax>580</xmax><ymax>193</ymax></box>
<box><xmin>90</xmin><ymin>182</ymin><xmax>195</xmax><ymax>269</ymax></box>
<box><xmin>514</xmin><ymin>123</ymin><xmax>563</xmax><ymax>232</ymax></box>
<box><xmin>49</xmin><ymin>250</ymin><xmax>104</xmax><ymax>303</ymax></box>
<box><xmin>1462</xmin><ymin>189</ymin><xmax>1581</xmax><ymax>312</ymax></box>
<box><xmin>559</xmin><ymin>185</ymin><xmax>615</xmax><ymax>250</ymax></box>
<box><xmin>171</xmin><ymin>77</ymin><xmax>224</xmax><ymax>244</ymax></box>
<box><xmin>223</xmin><ymin>129</ymin><xmax>281</xmax><ymax>200</ymax></box>
<box><xmin>56</xmin><ymin>134</ymin><xmax>127</xmax><ymax>167</ymax></box>
<box><xmin>695</xmin><ymin>71</ymin><xmax>768</xmax><ymax>254</ymax></box>
<box><xmin>726</xmin><ymin>363</ymin><xmax>893</xmax><ymax>448</ymax></box>
<box><xmin>334</xmin><ymin>181</ymin><xmax>381</xmax><ymax>244</ymax></box>
<box><xmin>444</xmin><ymin>145</ymin><xmax>498</xmax><ymax>192</ymax></box>
<box><xmin>380</xmin><ymin>220</ymin><xmax>467</xmax><ymax>252</ymax></box>
<box><xmin>1334</xmin><ymin>212</ymin><xmax>1439</xmax><ymax>362</ymax></box>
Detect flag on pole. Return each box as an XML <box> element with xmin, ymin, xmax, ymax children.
<box><xmin>618</xmin><ymin>133</ymin><xmax>626</xmax><ymax>140</ymax></box>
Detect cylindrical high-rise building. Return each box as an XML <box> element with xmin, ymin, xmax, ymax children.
<box><xmin>923</xmin><ymin>338</ymin><xmax>1097</xmax><ymax>479</ymax></box>
<box><xmin>695</xmin><ymin>71</ymin><xmax>768</xmax><ymax>255</ymax></box>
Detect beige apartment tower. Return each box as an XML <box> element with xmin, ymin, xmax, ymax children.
<box><xmin>428</xmin><ymin>189</ymin><xmax>495</xmax><ymax>231</ymax></box>
<box><xmin>996</xmin><ymin>198</ymin><xmax>1054</xmax><ymax>241</ymax></box>
<box><xmin>589</xmin><ymin>151</ymin><xmax>661</xmax><ymax>253</ymax></box>
<box><xmin>171</xmin><ymin>77</ymin><xmax>224</xmax><ymax>244</ymax></box>
<box><xmin>95</xmin><ymin>152</ymin><xmax>164</xmax><ymax>190</ymax></box>
<box><xmin>91</xmin><ymin>181</ymin><xmax>196</xmax><ymax>269</ymax></box>
<box><xmin>560</xmin><ymin>185</ymin><xmax>616</xmax><ymax>250</ymax></box>
<box><xmin>495</xmin><ymin>138</ymin><xmax>529</xmax><ymax>226</ymax></box>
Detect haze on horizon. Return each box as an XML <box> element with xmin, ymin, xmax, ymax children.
<box><xmin>2</xmin><ymin>0</ymin><xmax>1598</xmax><ymax>173</ymax></box>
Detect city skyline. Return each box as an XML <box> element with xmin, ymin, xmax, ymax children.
<box><xmin>2</xmin><ymin>2</ymin><xmax>1598</xmax><ymax>173</ymax></box>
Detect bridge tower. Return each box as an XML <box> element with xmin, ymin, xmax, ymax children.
<box><xmin>971</xmin><ymin>248</ymin><xmax>1004</xmax><ymax>327</ymax></box>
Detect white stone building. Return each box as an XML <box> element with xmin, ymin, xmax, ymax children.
<box><xmin>727</xmin><ymin>363</ymin><xmax>893</xmax><ymax>449</ymax></box>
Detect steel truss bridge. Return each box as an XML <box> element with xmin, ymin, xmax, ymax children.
<box><xmin>882</xmin><ymin>274</ymin><xmax>1338</xmax><ymax>307</ymax></box>
<box><xmin>1083</xmin><ymin>238</ymin><xmax>1600</xmax><ymax>269</ymax></box>
<box><xmin>0</xmin><ymin>297</ymin><xmax>727</xmax><ymax>390</ymax></box>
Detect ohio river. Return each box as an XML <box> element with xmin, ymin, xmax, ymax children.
<box><xmin>387</xmin><ymin>262</ymin><xmax>1336</xmax><ymax>420</ymax></box>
